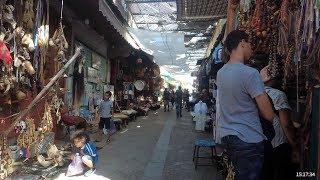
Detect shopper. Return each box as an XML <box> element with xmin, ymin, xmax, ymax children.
<box><xmin>260</xmin><ymin>65</ymin><xmax>297</xmax><ymax>180</ymax></box>
<box><xmin>98</xmin><ymin>91</ymin><xmax>113</xmax><ymax>143</ymax></box>
<box><xmin>73</xmin><ymin>133</ymin><xmax>98</xmax><ymax>176</ymax></box>
<box><xmin>215</xmin><ymin>30</ymin><xmax>276</xmax><ymax>180</ymax></box>
<box><xmin>175</xmin><ymin>86</ymin><xmax>183</xmax><ymax>119</ymax></box>
<box><xmin>183</xmin><ymin>89</ymin><xmax>190</xmax><ymax>111</ymax></box>
<box><xmin>163</xmin><ymin>88</ymin><xmax>170</xmax><ymax>112</ymax></box>
<box><xmin>194</xmin><ymin>95</ymin><xmax>208</xmax><ymax>131</ymax></box>
<box><xmin>170</xmin><ymin>90</ymin><xmax>175</xmax><ymax>109</ymax></box>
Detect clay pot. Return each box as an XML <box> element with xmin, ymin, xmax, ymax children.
<box><xmin>22</xmin><ymin>60</ymin><xmax>35</xmax><ymax>75</ymax></box>
<box><xmin>16</xmin><ymin>90</ymin><xmax>27</xmax><ymax>100</ymax></box>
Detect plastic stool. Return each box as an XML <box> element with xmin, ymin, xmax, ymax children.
<box><xmin>193</xmin><ymin>139</ymin><xmax>218</xmax><ymax>169</ymax></box>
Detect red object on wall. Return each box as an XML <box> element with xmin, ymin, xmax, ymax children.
<box><xmin>0</xmin><ymin>42</ymin><xmax>13</xmax><ymax>65</ymax></box>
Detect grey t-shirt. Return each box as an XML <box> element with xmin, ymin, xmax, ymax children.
<box><xmin>215</xmin><ymin>63</ymin><xmax>266</xmax><ymax>143</ymax></box>
<box><xmin>100</xmin><ymin>100</ymin><xmax>113</xmax><ymax>118</ymax></box>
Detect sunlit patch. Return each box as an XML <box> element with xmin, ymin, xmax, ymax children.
<box><xmin>120</xmin><ymin>129</ymin><xmax>128</xmax><ymax>133</ymax></box>
<box><xmin>55</xmin><ymin>173</ymin><xmax>111</xmax><ymax>180</ymax></box>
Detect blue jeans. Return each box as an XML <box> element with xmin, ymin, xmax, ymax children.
<box><xmin>221</xmin><ymin>135</ymin><xmax>264</xmax><ymax>180</ymax></box>
<box><xmin>176</xmin><ymin>104</ymin><xmax>182</xmax><ymax>118</ymax></box>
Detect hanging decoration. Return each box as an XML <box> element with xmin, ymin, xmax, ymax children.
<box><xmin>51</xmin><ymin>93</ymin><xmax>64</xmax><ymax>123</ymax></box>
<box><xmin>22</xmin><ymin>0</ymin><xmax>34</xmax><ymax>31</ymax></box>
<box><xmin>16</xmin><ymin>118</ymin><xmax>38</xmax><ymax>150</ymax></box>
<box><xmin>0</xmin><ymin>42</ymin><xmax>12</xmax><ymax>65</ymax></box>
<box><xmin>0</xmin><ymin>135</ymin><xmax>13</xmax><ymax>180</ymax></box>
<box><xmin>39</xmin><ymin>102</ymin><xmax>53</xmax><ymax>134</ymax></box>
<box><xmin>37</xmin><ymin>0</ymin><xmax>50</xmax><ymax>84</ymax></box>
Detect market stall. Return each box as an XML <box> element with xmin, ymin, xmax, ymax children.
<box><xmin>111</xmin><ymin>49</ymin><xmax>162</xmax><ymax>115</ymax></box>
<box><xmin>0</xmin><ymin>0</ymin><xmax>87</xmax><ymax>178</ymax></box>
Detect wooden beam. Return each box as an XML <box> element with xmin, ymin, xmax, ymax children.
<box><xmin>3</xmin><ymin>48</ymin><xmax>83</xmax><ymax>136</ymax></box>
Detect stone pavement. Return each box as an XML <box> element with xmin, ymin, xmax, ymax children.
<box><xmin>95</xmin><ymin>109</ymin><xmax>222</xmax><ymax>180</ymax></box>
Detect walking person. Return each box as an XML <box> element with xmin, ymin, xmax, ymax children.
<box><xmin>175</xmin><ymin>86</ymin><xmax>183</xmax><ymax>119</ymax></box>
<box><xmin>98</xmin><ymin>91</ymin><xmax>113</xmax><ymax>143</ymax></box>
<box><xmin>170</xmin><ymin>90</ymin><xmax>175</xmax><ymax>109</ymax></box>
<box><xmin>183</xmin><ymin>89</ymin><xmax>190</xmax><ymax>111</ymax></box>
<box><xmin>163</xmin><ymin>88</ymin><xmax>170</xmax><ymax>112</ymax></box>
<box><xmin>215</xmin><ymin>30</ymin><xmax>276</xmax><ymax>180</ymax></box>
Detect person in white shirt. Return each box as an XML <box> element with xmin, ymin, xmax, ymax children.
<box><xmin>260</xmin><ymin>65</ymin><xmax>297</xmax><ymax>180</ymax></box>
<box><xmin>194</xmin><ymin>95</ymin><xmax>208</xmax><ymax>131</ymax></box>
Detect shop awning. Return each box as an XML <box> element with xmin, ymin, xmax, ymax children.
<box><xmin>98</xmin><ymin>0</ymin><xmax>140</xmax><ymax>49</ymax></box>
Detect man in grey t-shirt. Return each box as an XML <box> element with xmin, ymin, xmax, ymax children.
<box><xmin>216</xmin><ymin>30</ymin><xmax>275</xmax><ymax>180</ymax></box>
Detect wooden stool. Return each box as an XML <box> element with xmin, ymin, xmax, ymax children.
<box><xmin>193</xmin><ymin>139</ymin><xmax>218</xmax><ymax>169</ymax></box>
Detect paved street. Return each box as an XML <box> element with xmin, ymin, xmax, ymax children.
<box><xmin>94</xmin><ymin>109</ymin><xmax>222</xmax><ymax>180</ymax></box>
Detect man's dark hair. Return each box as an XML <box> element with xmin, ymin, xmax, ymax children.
<box><xmin>106</xmin><ymin>91</ymin><xmax>112</xmax><ymax>96</ymax></box>
<box><xmin>224</xmin><ymin>30</ymin><xmax>249</xmax><ymax>53</ymax></box>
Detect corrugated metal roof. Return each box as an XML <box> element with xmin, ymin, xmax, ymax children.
<box><xmin>176</xmin><ymin>0</ymin><xmax>227</xmax><ymax>21</ymax></box>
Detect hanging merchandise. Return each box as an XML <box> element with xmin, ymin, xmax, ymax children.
<box><xmin>23</xmin><ymin>0</ymin><xmax>34</xmax><ymax>31</ymax></box>
<box><xmin>36</xmin><ymin>0</ymin><xmax>50</xmax><ymax>84</ymax></box>
<box><xmin>39</xmin><ymin>102</ymin><xmax>53</xmax><ymax>134</ymax></box>
<box><xmin>0</xmin><ymin>42</ymin><xmax>12</xmax><ymax>65</ymax></box>
<box><xmin>134</xmin><ymin>80</ymin><xmax>146</xmax><ymax>91</ymax></box>
<box><xmin>16</xmin><ymin>118</ymin><xmax>38</xmax><ymax>157</ymax></box>
<box><xmin>51</xmin><ymin>93</ymin><xmax>64</xmax><ymax>123</ymax></box>
<box><xmin>0</xmin><ymin>135</ymin><xmax>13</xmax><ymax>179</ymax></box>
<box><xmin>49</xmin><ymin>0</ymin><xmax>69</xmax><ymax>63</ymax></box>
<box><xmin>2</xmin><ymin>5</ymin><xmax>16</xmax><ymax>29</ymax></box>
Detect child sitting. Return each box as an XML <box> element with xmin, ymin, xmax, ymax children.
<box><xmin>73</xmin><ymin>133</ymin><xmax>98</xmax><ymax>176</ymax></box>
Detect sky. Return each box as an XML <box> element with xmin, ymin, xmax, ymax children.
<box><xmin>129</xmin><ymin>28</ymin><xmax>197</xmax><ymax>91</ymax></box>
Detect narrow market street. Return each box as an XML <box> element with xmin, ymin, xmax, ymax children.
<box><xmin>95</xmin><ymin>109</ymin><xmax>222</xmax><ymax>180</ymax></box>
<box><xmin>1</xmin><ymin>0</ymin><xmax>320</xmax><ymax>179</ymax></box>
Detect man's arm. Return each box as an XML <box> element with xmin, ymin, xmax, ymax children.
<box><xmin>255</xmin><ymin>93</ymin><xmax>276</xmax><ymax>122</ymax></box>
<box><xmin>278</xmin><ymin>109</ymin><xmax>296</xmax><ymax>146</ymax></box>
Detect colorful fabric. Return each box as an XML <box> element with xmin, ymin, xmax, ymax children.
<box><xmin>0</xmin><ymin>42</ymin><xmax>12</xmax><ymax>65</ymax></box>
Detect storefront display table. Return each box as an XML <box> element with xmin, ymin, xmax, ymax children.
<box><xmin>113</xmin><ymin>113</ymin><xmax>129</xmax><ymax>128</ymax></box>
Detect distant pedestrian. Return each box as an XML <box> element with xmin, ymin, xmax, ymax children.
<box><xmin>194</xmin><ymin>95</ymin><xmax>208</xmax><ymax>131</ymax></box>
<box><xmin>175</xmin><ymin>86</ymin><xmax>183</xmax><ymax>119</ymax></box>
<box><xmin>170</xmin><ymin>90</ymin><xmax>175</xmax><ymax>109</ymax></box>
<box><xmin>98</xmin><ymin>91</ymin><xmax>113</xmax><ymax>143</ymax></box>
<box><xmin>183</xmin><ymin>89</ymin><xmax>190</xmax><ymax>111</ymax></box>
<box><xmin>163</xmin><ymin>88</ymin><xmax>170</xmax><ymax>112</ymax></box>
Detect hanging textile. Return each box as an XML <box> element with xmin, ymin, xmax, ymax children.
<box><xmin>0</xmin><ymin>42</ymin><xmax>12</xmax><ymax>65</ymax></box>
